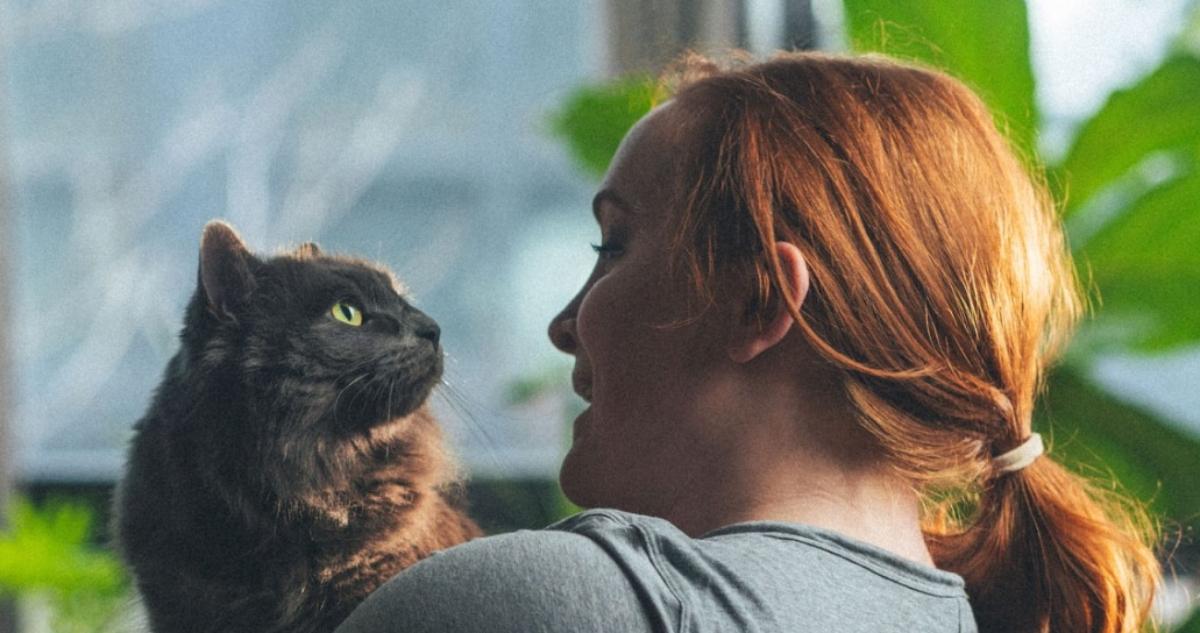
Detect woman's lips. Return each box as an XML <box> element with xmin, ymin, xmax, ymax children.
<box><xmin>571</xmin><ymin>406</ymin><xmax>591</xmax><ymax>443</ymax></box>
<box><xmin>571</xmin><ymin>372</ymin><xmax>593</xmax><ymax>403</ymax></box>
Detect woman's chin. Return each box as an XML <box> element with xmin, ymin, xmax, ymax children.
<box><xmin>558</xmin><ymin>445</ymin><xmax>595</xmax><ymax>509</ymax></box>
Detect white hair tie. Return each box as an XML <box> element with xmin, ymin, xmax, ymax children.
<box><xmin>993</xmin><ymin>433</ymin><xmax>1044</xmax><ymax>474</ymax></box>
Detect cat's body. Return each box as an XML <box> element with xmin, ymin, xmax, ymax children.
<box><xmin>114</xmin><ymin>222</ymin><xmax>480</xmax><ymax>633</ymax></box>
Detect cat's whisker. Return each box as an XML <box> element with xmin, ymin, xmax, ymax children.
<box><xmin>332</xmin><ymin>373</ymin><xmax>370</xmax><ymax>424</ymax></box>
<box><xmin>349</xmin><ymin>376</ymin><xmax>378</xmax><ymax>417</ymax></box>
<box><xmin>435</xmin><ymin>373</ymin><xmax>491</xmax><ymax>421</ymax></box>
<box><xmin>332</xmin><ymin>356</ymin><xmax>386</xmax><ymax>383</ymax></box>
<box><xmin>436</xmin><ymin>391</ymin><xmax>512</xmax><ymax>484</ymax></box>
<box><xmin>434</xmin><ymin>383</ymin><xmax>507</xmax><ymax>466</ymax></box>
<box><xmin>385</xmin><ymin>375</ymin><xmax>397</xmax><ymax>422</ymax></box>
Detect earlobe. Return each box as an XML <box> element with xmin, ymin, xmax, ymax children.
<box><xmin>727</xmin><ymin>242</ymin><xmax>810</xmax><ymax>364</ymax></box>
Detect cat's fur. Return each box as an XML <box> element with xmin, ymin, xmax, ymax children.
<box><xmin>114</xmin><ymin>221</ymin><xmax>481</xmax><ymax>633</ymax></box>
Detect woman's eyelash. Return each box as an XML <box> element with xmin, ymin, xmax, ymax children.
<box><xmin>590</xmin><ymin>242</ymin><xmax>623</xmax><ymax>257</ymax></box>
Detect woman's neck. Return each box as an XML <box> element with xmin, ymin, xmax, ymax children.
<box><xmin>661</xmin><ymin>442</ymin><xmax>934</xmax><ymax>566</ymax></box>
<box><xmin>658</xmin><ymin>355</ymin><xmax>935</xmax><ymax>567</ymax></box>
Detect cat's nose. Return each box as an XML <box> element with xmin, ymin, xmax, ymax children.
<box><xmin>415</xmin><ymin>320</ymin><xmax>440</xmax><ymax>347</ymax></box>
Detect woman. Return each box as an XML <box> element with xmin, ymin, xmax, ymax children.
<box><xmin>336</xmin><ymin>52</ymin><xmax>1159</xmax><ymax>633</ymax></box>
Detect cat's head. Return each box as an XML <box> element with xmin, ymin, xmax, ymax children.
<box><xmin>185</xmin><ymin>220</ymin><xmax>442</xmax><ymax>433</ymax></box>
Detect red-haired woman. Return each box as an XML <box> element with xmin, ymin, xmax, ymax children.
<box><xmin>337</xmin><ymin>52</ymin><xmax>1159</xmax><ymax>633</ymax></box>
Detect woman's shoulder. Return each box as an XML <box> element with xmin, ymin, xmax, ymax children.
<box><xmin>553</xmin><ymin>508</ymin><xmax>968</xmax><ymax>597</ymax></box>
<box><xmin>334</xmin><ymin>510</ymin><xmax>667</xmax><ymax>633</ymax></box>
<box><xmin>554</xmin><ymin>509</ymin><xmax>975</xmax><ymax>633</ymax></box>
<box><xmin>336</xmin><ymin>509</ymin><xmax>974</xmax><ymax>633</ymax></box>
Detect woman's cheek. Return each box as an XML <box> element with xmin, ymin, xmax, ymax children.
<box><xmin>574</xmin><ymin>273</ymin><xmax>619</xmax><ymax>358</ymax></box>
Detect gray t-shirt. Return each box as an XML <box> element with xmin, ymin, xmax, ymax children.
<box><xmin>335</xmin><ymin>508</ymin><xmax>978</xmax><ymax>633</ymax></box>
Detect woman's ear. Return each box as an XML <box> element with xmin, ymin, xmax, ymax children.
<box><xmin>727</xmin><ymin>242</ymin><xmax>810</xmax><ymax>364</ymax></box>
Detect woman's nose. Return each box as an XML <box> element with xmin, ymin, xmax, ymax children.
<box><xmin>548</xmin><ymin>309</ymin><xmax>578</xmax><ymax>355</ymax></box>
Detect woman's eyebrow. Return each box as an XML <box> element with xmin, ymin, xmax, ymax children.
<box><xmin>592</xmin><ymin>188</ymin><xmax>635</xmax><ymax>221</ymax></box>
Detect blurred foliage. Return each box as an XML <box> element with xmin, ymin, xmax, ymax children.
<box><xmin>545</xmin><ymin>0</ymin><xmax>1200</xmax><ymax>600</ymax></box>
<box><xmin>842</xmin><ymin>0</ymin><xmax>1038</xmax><ymax>155</ymax></box>
<box><xmin>1060</xmin><ymin>55</ymin><xmax>1200</xmax><ymax>350</ymax></box>
<box><xmin>505</xmin><ymin>364</ymin><xmax>574</xmax><ymax>407</ymax></box>
<box><xmin>0</xmin><ymin>496</ymin><xmax>131</xmax><ymax>631</ymax></box>
<box><xmin>468</xmin><ymin>479</ymin><xmax>580</xmax><ymax>533</ymax></box>
<box><xmin>547</xmin><ymin>75</ymin><xmax>665</xmax><ymax>179</ymax></box>
<box><xmin>498</xmin><ymin>368</ymin><xmax>584</xmax><ymax>525</ymax></box>
<box><xmin>1178</xmin><ymin>607</ymin><xmax>1200</xmax><ymax>633</ymax></box>
<box><xmin>1058</xmin><ymin>57</ymin><xmax>1200</xmax><ymax>218</ymax></box>
<box><xmin>0</xmin><ymin>498</ymin><xmax>125</xmax><ymax>594</ymax></box>
<box><xmin>1041</xmin><ymin>369</ymin><xmax>1200</xmax><ymax>526</ymax></box>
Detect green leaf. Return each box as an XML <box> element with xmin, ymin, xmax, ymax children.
<box><xmin>0</xmin><ymin>498</ymin><xmax>127</xmax><ymax>596</ymax></box>
<box><xmin>1174</xmin><ymin>604</ymin><xmax>1200</xmax><ymax>633</ymax></box>
<box><xmin>1038</xmin><ymin>367</ymin><xmax>1200</xmax><ymax>527</ymax></box>
<box><xmin>1076</xmin><ymin>163</ymin><xmax>1200</xmax><ymax>349</ymax></box>
<box><xmin>1057</xmin><ymin>55</ymin><xmax>1200</xmax><ymax>217</ymax></box>
<box><xmin>842</xmin><ymin>0</ymin><xmax>1038</xmax><ymax>154</ymax></box>
<box><xmin>547</xmin><ymin>76</ymin><xmax>662</xmax><ymax>179</ymax></box>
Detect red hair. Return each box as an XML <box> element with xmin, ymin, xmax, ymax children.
<box><xmin>664</xmin><ymin>52</ymin><xmax>1159</xmax><ymax>633</ymax></box>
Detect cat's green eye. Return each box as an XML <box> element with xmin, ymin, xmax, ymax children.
<box><xmin>330</xmin><ymin>301</ymin><xmax>363</xmax><ymax>327</ymax></box>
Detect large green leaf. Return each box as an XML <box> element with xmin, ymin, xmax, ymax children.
<box><xmin>1076</xmin><ymin>164</ymin><xmax>1200</xmax><ymax>349</ymax></box>
<box><xmin>547</xmin><ymin>76</ymin><xmax>661</xmax><ymax>179</ymax></box>
<box><xmin>1057</xmin><ymin>55</ymin><xmax>1200</xmax><ymax>217</ymax></box>
<box><xmin>842</xmin><ymin>0</ymin><xmax>1038</xmax><ymax>154</ymax></box>
<box><xmin>1039</xmin><ymin>367</ymin><xmax>1200</xmax><ymax>528</ymax></box>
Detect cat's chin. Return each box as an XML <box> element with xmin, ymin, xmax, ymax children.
<box><xmin>340</xmin><ymin>359</ymin><xmax>442</xmax><ymax>429</ymax></box>
<box><xmin>381</xmin><ymin>377</ymin><xmax>439</xmax><ymax>423</ymax></box>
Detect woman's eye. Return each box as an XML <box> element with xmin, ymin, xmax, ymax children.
<box><xmin>590</xmin><ymin>242</ymin><xmax>623</xmax><ymax>260</ymax></box>
<box><xmin>330</xmin><ymin>301</ymin><xmax>364</xmax><ymax>326</ymax></box>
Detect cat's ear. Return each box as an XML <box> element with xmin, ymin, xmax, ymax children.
<box><xmin>295</xmin><ymin>241</ymin><xmax>321</xmax><ymax>258</ymax></box>
<box><xmin>199</xmin><ymin>220</ymin><xmax>257</xmax><ymax>323</ymax></box>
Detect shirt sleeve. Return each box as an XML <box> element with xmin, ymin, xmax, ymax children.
<box><xmin>333</xmin><ymin>528</ymin><xmax>658</xmax><ymax>633</ymax></box>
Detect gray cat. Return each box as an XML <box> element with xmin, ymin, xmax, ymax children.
<box><xmin>114</xmin><ymin>221</ymin><xmax>481</xmax><ymax>633</ymax></box>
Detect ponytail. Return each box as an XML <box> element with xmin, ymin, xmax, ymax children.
<box><xmin>928</xmin><ymin>457</ymin><xmax>1159</xmax><ymax>633</ymax></box>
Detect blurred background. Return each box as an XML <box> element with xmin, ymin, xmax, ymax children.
<box><xmin>1</xmin><ymin>0</ymin><xmax>1199</xmax><ymax>630</ymax></box>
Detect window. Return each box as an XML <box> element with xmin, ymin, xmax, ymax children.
<box><xmin>2</xmin><ymin>1</ymin><xmax>606</xmax><ymax>482</ymax></box>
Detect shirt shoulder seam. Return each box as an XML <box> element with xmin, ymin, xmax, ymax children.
<box><xmin>555</xmin><ymin>510</ymin><xmax>686</xmax><ymax>633</ymax></box>
<box><xmin>633</xmin><ymin>521</ymin><xmax>689</xmax><ymax>633</ymax></box>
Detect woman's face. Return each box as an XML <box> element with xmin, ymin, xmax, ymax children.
<box><xmin>548</xmin><ymin>102</ymin><xmax>728</xmax><ymax>513</ymax></box>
